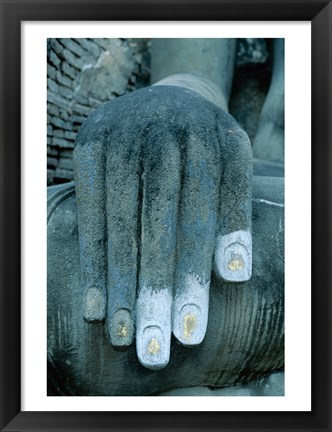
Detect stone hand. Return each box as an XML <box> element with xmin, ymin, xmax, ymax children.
<box><xmin>73</xmin><ymin>79</ymin><xmax>252</xmax><ymax>370</ymax></box>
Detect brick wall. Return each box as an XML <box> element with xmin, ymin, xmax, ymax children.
<box><xmin>47</xmin><ymin>38</ymin><xmax>150</xmax><ymax>185</ymax></box>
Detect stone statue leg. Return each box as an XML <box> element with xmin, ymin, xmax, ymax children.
<box><xmin>73</xmin><ymin>141</ymin><xmax>107</xmax><ymax>321</ymax></box>
<box><xmin>151</xmin><ymin>38</ymin><xmax>236</xmax><ymax>112</ymax></box>
<box><xmin>253</xmin><ymin>39</ymin><xmax>284</xmax><ymax>162</ymax></box>
<box><xmin>47</xmin><ymin>175</ymin><xmax>284</xmax><ymax>395</ymax></box>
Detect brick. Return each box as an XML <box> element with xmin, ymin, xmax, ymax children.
<box><xmin>47</xmin><ymin>125</ymin><xmax>53</xmax><ymax>136</ymax></box>
<box><xmin>60</xmin><ymin>38</ymin><xmax>84</xmax><ymax>58</ymax></box>
<box><xmin>72</xmin><ymin>115</ymin><xmax>86</xmax><ymax>124</ymax></box>
<box><xmin>53</xmin><ymin>129</ymin><xmax>64</xmax><ymax>138</ymax></box>
<box><xmin>58</xmin><ymin>157</ymin><xmax>73</xmax><ymax>170</ymax></box>
<box><xmin>49</xmin><ymin>50</ymin><xmax>61</xmax><ymax>67</ymax></box>
<box><xmin>47</xmin><ymin>157</ymin><xmax>58</xmax><ymax>168</ymax></box>
<box><xmin>62</xmin><ymin>62</ymin><xmax>76</xmax><ymax>80</ymax></box>
<box><xmin>47</xmin><ymin>103</ymin><xmax>59</xmax><ymax>117</ymax></box>
<box><xmin>56</xmin><ymin>70</ymin><xmax>73</xmax><ymax>88</ymax></box>
<box><xmin>52</xmin><ymin>137</ymin><xmax>75</xmax><ymax>149</ymax></box>
<box><xmin>92</xmin><ymin>38</ymin><xmax>108</xmax><ymax>50</ymax></box>
<box><xmin>50</xmin><ymin>117</ymin><xmax>72</xmax><ymax>131</ymax></box>
<box><xmin>73</xmin><ymin>93</ymin><xmax>89</xmax><ymax>105</ymax></box>
<box><xmin>64</xmin><ymin>131</ymin><xmax>76</xmax><ymax>140</ymax></box>
<box><xmin>48</xmin><ymin>92</ymin><xmax>70</xmax><ymax>111</ymax></box>
<box><xmin>51</xmin><ymin>39</ymin><xmax>65</xmax><ymax>59</ymax></box>
<box><xmin>63</xmin><ymin>48</ymin><xmax>84</xmax><ymax>70</ymax></box>
<box><xmin>54</xmin><ymin>168</ymin><xmax>74</xmax><ymax>180</ymax></box>
<box><xmin>60</xmin><ymin>149</ymin><xmax>74</xmax><ymax>158</ymax></box>
<box><xmin>88</xmin><ymin>97</ymin><xmax>102</xmax><ymax>107</ymax></box>
<box><xmin>47</xmin><ymin>64</ymin><xmax>57</xmax><ymax>80</ymax></box>
<box><xmin>48</xmin><ymin>78</ymin><xmax>59</xmax><ymax>93</ymax></box>
<box><xmin>75</xmin><ymin>38</ymin><xmax>100</xmax><ymax>58</ymax></box>
<box><xmin>47</xmin><ymin>146</ymin><xmax>58</xmax><ymax>157</ymax></box>
<box><xmin>59</xmin><ymin>110</ymin><xmax>70</xmax><ymax>121</ymax></box>
<box><xmin>74</xmin><ymin>103</ymin><xmax>93</xmax><ymax>117</ymax></box>
<box><xmin>59</xmin><ymin>85</ymin><xmax>72</xmax><ymax>99</ymax></box>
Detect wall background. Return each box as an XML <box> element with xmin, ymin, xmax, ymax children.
<box><xmin>47</xmin><ymin>38</ymin><xmax>271</xmax><ymax>185</ymax></box>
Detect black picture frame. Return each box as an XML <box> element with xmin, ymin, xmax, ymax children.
<box><xmin>1</xmin><ymin>0</ymin><xmax>331</xmax><ymax>431</ymax></box>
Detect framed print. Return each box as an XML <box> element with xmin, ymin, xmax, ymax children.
<box><xmin>1</xmin><ymin>0</ymin><xmax>331</xmax><ymax>431</ymax></box>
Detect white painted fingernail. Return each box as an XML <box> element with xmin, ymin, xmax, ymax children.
<box><xmin>138</xmin><ymin>326</ymin><xmax>169</xmax><ymax>370</ymax></box>
<box><xmin>136</xmin><ymin>287</ymin><xmax>172</xmax><ymax>370</ymax></box>
<box><xmin>83</xmin><ymin>287</ymin><xmax>106</xmax><ymax>322</ymax></box>
<box><xmin>215</xmin><ymin>231</ymin><xmax>252</xmax><ymax>282</ymax></box>
<box><xmin>108</xmin><ymin>309</ymin><xmax>134</xmax><ymax>347</ymax></box>
<box><xmin>173</xmin><ymin>274</ymin><xmax>209</xmax><ymax>346</ymax></box>
<box><xmin>179</xmin><ymin>304</ymin><xmax>203</xmax><ymax>345</ymax></box>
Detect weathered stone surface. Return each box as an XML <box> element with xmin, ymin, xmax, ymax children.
<box><xmin>54</xmin><ymin>167</ymin><xmax>74</xmax><ymax>181</ymax></box>
<box><xmin>151</xmin><ymin>39</ymin><xmax>236</xmax><ymax>106</ymax></box>
<box><xmin>49</xmin><ymin>117</ymin><xmax>72</xmax><ymax>131</ymax></box>
<box><xmin>253</xmin><ymin>158</ymin><xmax>284</xmax><ymax>177</ymax></box>
<box><xmin>52</xmin><ymin>129</ymin><xmax>64</xmax><ymax>138</ymax></box>
<box><xmin>47</xmin><ymin>169</ymin><xmax>55</xmax><ymax>184</ymax></box>
<box><xmin>160</xmin><ymin>370</ymin><xmax>284</xmax><ymax>396</ymax></box>
<box><xmin>253</xmin><ymin>39</ymin><xmax>284</xmax><ymax>162</ymax></box>
<box><xmin>236</xmin><ymin>38</ymin><xmax>269</xmax><ymax>66</ymax></box>
<box><xmin>228</xmin><ymin>38</ymin><xmax>275</xmax><ymax>145</ymax></box>
<box><xmin>62</xmin><ymin>61</ymin><xmax>76</xmax><ymax>79</ymax></box>
<box><xmin>73</xmin><ymin>83</ymin><xmax>253</xmax><ymax>369</ymax></box>
<box><xmin>75</xmin><ymin>38</ymin><xmax>100</xmax><ymax>58</ymax></box>
<box><xmin>47</xmin><ymin>64</ymin><xmax>57</xmax><ymax>80</ymax></box>
<box><xmin>47</xmin><ymin>38</ymin><xmax>281</xmax><ymax>185</ymax></box>
<box><xmin>60</xmin><ymin>38</ymin><xmax>85</xmax><ymax>58</ymax></box>
<box><xmin>47</xmin><ymin>103</ymin><xmax>60</xmax><ymax>117</ymax></box>
<box><xmin>48</xmin><ymin>50</ymin><xmax>61</xmax><ymax>68</ymax></box>
<box><xmin>47</xmin><ymin>175</ymin><xmax>284</xmax><ymax>395</ymax></box>
<box><xmin>51</xmin><ymin>138</ymin><xmax>75</xmax><ymax>149</ymax></box>
<box><xmin>58</xmin><ymin>157</ymin><xmax>73</xmax><ymax>170</ymax></box>
<box><xmin>47</xmin><ymin>38</ymin><xmax>150</xmax><ymax>185</ymax></box>
<box><xmin>47</xmin><ymin>157</ymin><xmax>58</xmax><ymax>169</ymax></box>
<box><xmin>229</xmin><ymin>74</ymin><xmax>270</xmax><ymax>143</ymax></box>
<box><xmin>63</xmin><ymin>131</ymin><xmax>76</xmax><ymax>141</ymax></box>
<box><xmin>56</xmin><ymin>70</ymin><xmax>72</xmax><ymax>88</ymax></box>
<box><xmin>47</xmin><ymin>146</ymin><xmax>58</xmax><ymax>157</ymax></box>
<box><xmin>46</xmin><ymin>37</ymin><xmax>284</xmax><ymax>395</ymax></box>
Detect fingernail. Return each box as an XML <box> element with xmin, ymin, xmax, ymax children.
<box><xmin>174</xmin><ymin>304</ymin><xmax>207</xmax><ymax>346</ymax></box>
<box><xmin>109</xmin><ymin>309</ymin><xmax>134</xmax><ymax>347</ymax></box>
<box><xmin>215</xmin><ymin>231</ymin><xmax>252</xmax><ymax>282</ymax></box>
<box><xmin>173</xmin><ymin>274</ymin><xmax>209</xmax><ymax>346</ymax></box>
<box><xmin>83</xmin><ymin>287</ymin><xmax>106</xmax><ymax>322</ymax></box>
<box><xmin>136</xmin><ymin>287</ymin><xmax>172</xmax><ymax>370</ymax></box>
<box><xmin>179</xmin><ymin>304</ymin><xmax>205</xmax><ymax>345</ymax></box>
<box><xmin>223</xmin><ymin>243</ymin><xmax>251</xmax><ymax>281</ymax></box>
<box><xmin>138</xmin><ymin>326</ymin><xmax>169</xmax><ymax>370</ymax></box>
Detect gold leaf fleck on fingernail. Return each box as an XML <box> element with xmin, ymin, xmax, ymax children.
<box><xmin>117</xmin><ymin>323</ymin><xmax>128</xmax><ymax>338</ymax></box>
<box><xmin>228</xmin><ymin>258</ymin><xmax>244</xmax><ymax>271</ymax></box>
<box><xmin>184</xmin><ymin>314</ymin><xmax>197</xmax><ymax>339</ymax></box>
<box><xmin>148</xmin><ymin>338</ymin><xmax>160</xmax><ymax>355</ymax></box>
